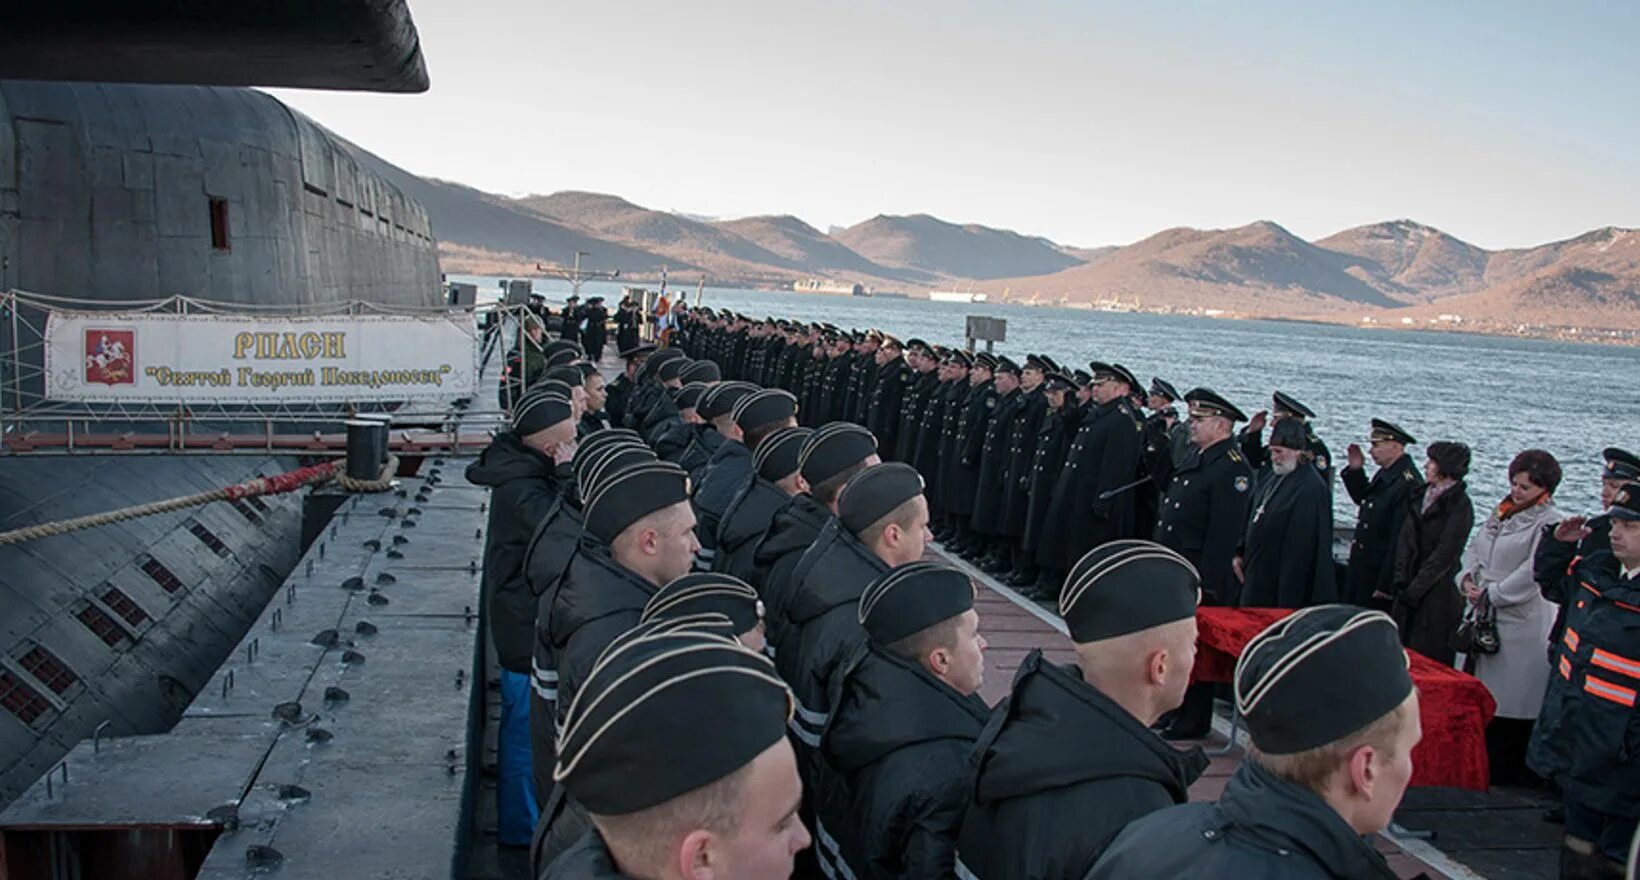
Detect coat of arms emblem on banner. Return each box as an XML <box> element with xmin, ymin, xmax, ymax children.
<box><xmin>84</xmin><ymin>329</ymin><xmax>135</xmax><ymax>386</ymax></box>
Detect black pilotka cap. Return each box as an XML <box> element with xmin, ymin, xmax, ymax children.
<box><xmin>734</xmin><ymin>388</ymin><xmax>798</xmax><ymax>433</ymax></box>
<box><xmin>1235</xmin><ymin>605</ymin><xmax>1413</xmax><ymax>755</ymax></box>
<box><xmin>531</xmin><ymin>378</ymin><xmax>576</xmax><ymax>401</ymax></box>
<box><xmin>858</xmin><ymin>562</ymin><xmax>975</xmax><ymax>646</ymax></box>
<box><xmin>681</xmin><ymin>360</ymin><xmax>721</xmax><ymax>384</ymax></box>
<box><xmin>799</xmin><ymin>422</ymin><xmax>878</xmax><ymax>487</ymax></box>
<box><xmin>699</xmin><ymin>382</ymin><xmax>759</xmax><ymax>421</ymax></box>
<box><xmin>837</xmin><ymin>462</ymin><xmax>924</xmax><ymax>535</ymax></box>
<box><xmin>642</xmin><ymin>573</ymin><xmax>764</xmax><ymax>635</ymax></box>
<box><xmin>582</xmin><ymin>461</ymin><xmax>691</xmax><ymax>544</ymax></box>
<box><xmin>575</xmin><ymin>445</ymin><xmax>657</xmax><ymax>502</ymax></box>
<box><xmin>1150</xmin><ymin>377</ymin><xmax>1181</xmax><ymax>402</ymax></box>
<box><xmin>1269</xmin><ymin>418</ymin><xmax>1309</xmax><ymax>451</ymax></box>
<box><xmin>1611</xmin><ymin>482</ymin><xmax>1640</xmax><ymax>522</ymax></box>
<box><xmin>675</xmin><ymin>382</ymin><xmax>709</xmax><ymax>411</ymax></box>
<box><xmin>1059</xmin><ymin>541</ymin><xmax>1200</xmax><ymax>643</ymax></box>
<box><xmin>619</xmin><ymin>343</ymin><xmax>656</xmax><ymax>361</ymax></box>
<box><xmin>554</xmin><ymin>624</ymin><xmax>792</xmax><ymax>815</ymax></box>
<box><xmin>754</xmin><ymin>426</ymin><xmax>812</xmax><ymax>482</ymax></box>
<box><xmin>544</xmin><ymin>348</ymin><xmax>580</xmax><ymax>368</ymax></box>
<box><xmin>637</xmin><ymin>348</ymin><xmax>685</xmax><ymax>382</ymax></box>
<box><xmin>1370</xmin><ymin>419</ymin><xmax>1417</xmax><ymax>446</ymax></box>
<box><xmin>1185</xmin><ymin>387</ymin><xmax>1248</xmax><ymax>423</ymax></box>
<box><xmin>1089</xmin><ymin>361</ymin><xmax>1140</xmax><ymax>391</ymax></box>
<box><xmin>513</xmin><ymin>392</ymin><xmax>574</xmax><ymax>436</ymax></box>
<box><xmin>1272</xmin><ymin>391</ymin><xmax>1316</xmax><ymax>420</ymax></box>
<box><xmin>656</xmin><ymin>357</ymin><xmax>692</xmax><ymax>383</ymax></box>
<box><xmin>544</xmin><ymin>339</ymin><xmax>584</xmax><ymax>359</ymax></box>
<box><xmin>544</xmin><ymin>365</ymin><xmax>585</xmax><ymax>387</ymax></box>
<box><xmin>1603</xmin><ymin>448</ymin><xmax>1640</xmax><ymax>482</ymax></box>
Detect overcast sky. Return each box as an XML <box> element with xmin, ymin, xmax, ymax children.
<box><xmin>269</xmin><ymin>1</ymin><xmax>1640</xmax><ymax>250</ymax></box>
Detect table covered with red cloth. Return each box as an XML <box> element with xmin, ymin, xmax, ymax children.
<box><xmin>1191</xmin><ymin>606</ymin><xmax>1499</xmax><ymax>791</ymax></box>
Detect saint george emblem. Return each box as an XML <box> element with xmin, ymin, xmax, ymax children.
<box><xmin>1234</xmin><ymin>476</ymin><xmax>1250</xmax><ymax>493</ymax></box>
<box><xmin>84</xmin><ymin>328</ymin><xmax>135</xmax><ymax>386</ymax></box>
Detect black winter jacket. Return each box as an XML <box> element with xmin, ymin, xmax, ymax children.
<box><xmin>752</xmin><ymin>494</ymin><xmax>833</xmax><ymax>649</ymax></box>
<box><xmin>957</xmin><ymin>650</ymin><xmax>1208</xmax><ymax>880</ymax></box>
<box><xmin>716</xmin><ymin>477</ymin><xmax>793</xmax><ymax>581</ymax></box>
<box><xmin>823</xmin><ymin>642</ymin><xmax>990</xmax><ymax>880</ymax></box>
<box><xmin>1086</xmin><ymin>761</ymin><xmax>1400</xmax><ymax>880</ymax></box>
<box><xmin>466</xmin><ymin>432</ymin><xmax>564</xmax><ymax>674</ymax></box>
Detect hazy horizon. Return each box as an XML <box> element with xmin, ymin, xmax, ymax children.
<box><xmin>269</xmin><ymin>0</ymin><xmax>1640</xmax><ymax>252</ymax></box>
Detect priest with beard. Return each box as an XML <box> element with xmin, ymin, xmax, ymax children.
<box><xmin>1234</xmin><ymin>418</ymin><xmax>1338</xmax><ymax>609</ymax></box>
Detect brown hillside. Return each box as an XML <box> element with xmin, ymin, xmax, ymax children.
<box><xmin>1314</xmin><ymin>220</ymin><xmax>1490</xmax><ymax>300</ymax></box>
<box><xmin>835</xmin><ymin>214</ymin><xmax>1084</xmax><ymax>281</ymax></box>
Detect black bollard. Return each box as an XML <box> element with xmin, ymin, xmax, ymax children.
<box><xmin>345</xmin><ymin>420</ymin><xmax>388</xmax><ymax>480</ymax></box>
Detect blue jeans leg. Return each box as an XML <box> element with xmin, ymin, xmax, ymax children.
<box><xmin>498</xmin><ymin>669</ymin><xmax>540</xmax><ymax>846</ymax></box>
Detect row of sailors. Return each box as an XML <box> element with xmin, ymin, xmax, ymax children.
<box><xmin>479</xmin><ymin>328</ymin><xmax>1640</xmax><ymax>879</ymax></box>
<box><xmin>469</xmin><ymin>364</ymin><xmax>1455</xmax><ymax>879</ymax></box>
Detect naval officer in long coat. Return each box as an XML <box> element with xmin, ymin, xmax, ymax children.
<box><xmin>1341</xmin><ymin>418</ymin><xmax>1423</xmax><ymax>609</ymax></box>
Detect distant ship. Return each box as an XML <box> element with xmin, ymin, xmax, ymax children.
<box><xmin>928</xmin><ymin>289</ymin><xmax>989</xmax><ymax>303</ymax></box>
<box><xmin>793</xmin><ymin>278</ymin><xmax>868</xmax><ymax>296</ymax></box>
<box><xmin>1094</xmin><ymin>295</ymin><xmax>1141</xmax><ymax>312</ymax></box>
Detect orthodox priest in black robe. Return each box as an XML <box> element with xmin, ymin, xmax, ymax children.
<box><xmin>1235</xmin><ymin>419</ymin><xmax>1337</xmax><ymax>609</ymax></box>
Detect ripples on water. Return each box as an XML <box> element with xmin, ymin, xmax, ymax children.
<box><xmin>456</xmin><ymin>276</ymin><xmax>1640</xmax><ymax>524</ymax></box>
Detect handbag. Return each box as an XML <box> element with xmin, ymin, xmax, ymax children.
<box><xmin>1450</xmin><ymin>592</ymin><xmax>1500</xmax><ymax>656</ymax></box>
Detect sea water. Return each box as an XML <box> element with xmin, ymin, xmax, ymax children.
<box><xmin>454</xmin><ymin>275</ymin><xmax>1640</xmax><ymax>526</ymax></box>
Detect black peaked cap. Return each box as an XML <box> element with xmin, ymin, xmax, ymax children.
<box><xmin>755</xmin><ymin>427</ymin><xmax>813</xmax><ymax>481</ymax></box>
<box><xmin>1089</xmin><ymin>361</ymin><xmax>1139</xmax><ymax>391</ymax></box>
<box><xmin>1611</xmin><ymin>481</ymin><xmax>1640</xmax><ymax>522</ymax></box>
<box><xmin>1150</xmin><ymin>377</ymin><xmax>1181</xmax><ymax>402</ymax></box>
<box><xmin>838</xmin><ymin>462</ymin><xmax>924</xmax><ymax>535</ymax></box>
<box><xmin>1603</xmin><ymin>447</ymin><xmax>1640</xmax><ymax>482</ymax></box>
<box><xmin>619</xmin><ymin>343</ymin><xmax>656</xmax><ymax>360</ymax></box>
<box><xmin>993</xmin><ymin>356</ymin><xmax>1021</xmax><ymax>376</ymax></box>
<box><xmin>681</xmin><ymin>360</ymin><xmax>721</xmax><ymax>384</ymax></box>
<box><xmin>555</xmin><ymin>625</ymin><xmax>792</xmax><ymax>815</ymax></box>
<box><xmin>1073</xmin><ymin>369</ymin><xmax>1093</xmax><ymax>387</ymax></box>
<box><xmin>1235</xmin><ymin>605</ymin><xmax>1413</xmax><ymax>755</ymax></box>
<box><xmin>512</xmin><ymin>392</ymin><xmax>574</xmax><ymax>436</ymax></box>
<box><xmin>858</xmin><ymin>562</ymin><xmax>974</xmax><ymax>645</ymax></box>
<box><xmin>699</xmin><ymin>382</ymin><xmax>759</xmax><ymax>421</ymax></box>
<box><xmin>1185</xmin><ymin>387</ymin><xmax>1248</xmax><ymax>423</ymax></box>
<box><xmin>974</xmin><ymin>352</ymin><xmax>999</xmax><ymax>370</ymax></box>
<box><xmin>642</xmin><ymin>573</ymin><xmax>763</xmax><ymax>634</ymax></box>
<box><xmin>1060</xmin><ymin>540</ymin><xmax>1200</xmax><ymax>643</ymax></box>
<box><xmin>1272</xmin><ymin>391</ymin><xmax>1315</xmax><ymax>419</ymax></box>
<box><xmin>799</xmin><ymin>422</ymin><xmax>878</xmax><ymax>486</ymax></box>
<box><xmin>734</xmin><ymin>388</ymin><xmax>798</xmax><ymax>432</ymax></box>
<box><xmin>1370</xmin><ymin>418</ymin><xmax>1417</xmax><ymax>446</ymax></box>
<box><xmin>582</xmin><ymin>461</ymin><xmax>691</xmax><ymax>543</ymax></box>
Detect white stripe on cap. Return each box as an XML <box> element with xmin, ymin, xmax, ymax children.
<box><xmin>1058</xmin><ymin>541</ymin><xmax>1198</xmax><ymax>618</ymax></box>
<box><xmin>731</xmin><ymin>387</ymin><xmax>796</xmax><ymax>423</ymax></box>
<box><xmin>642</xmin><ymin>580</ymin><xmax>759</xmax><ymax>623</ymax></box>
<box><xmin>554</xmin><ymin>636</ymin><xmax>790</xmax><ymax>781</ymax></box>
<box><xmin>580</xmin><ymin>460</ymin><xmax>683</xmax><ymax>527</ymax></box>
<box><xmin>1233</xmin><ymin>606</ymin><xmax>1406</xmax><ymax>716</ymax></box>
<box><xmin>857</xmin><ymin>561</ymin><xmax>947</xmax><ymax>625</ymax></box>
<box><xmin>752</xmin><ymin>426</ymin><xmax>808</xmax><ymax>473</ymax></box>
<box><xmin>512</xmin><ymin>391</ymin><xmax>572</xmax><ymax>428</ymax></box>
<box><xmin>796</xmin><ymin>422</ymin><xmax>875</xmax><ymax>470</ymax></box>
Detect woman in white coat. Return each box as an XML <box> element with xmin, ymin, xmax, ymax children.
<box><xmin>1460</xmin><ymin>448</ymin><xmax>1565</xmax><ymax>786</ymax></box>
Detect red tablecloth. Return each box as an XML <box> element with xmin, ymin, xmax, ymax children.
<box><xmin>1191</xmin><ymin>607</ymin><xmax>1498</xmax><ymax>791</ymax></box>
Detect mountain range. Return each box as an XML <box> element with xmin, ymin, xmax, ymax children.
<box><xmin>352</xmin><ymin>138</ymin><xmax>1639</xmax><ymax>332</ymax></box>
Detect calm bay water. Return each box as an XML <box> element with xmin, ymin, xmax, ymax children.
<box><xmin>453</xmin><ymin>275</ymin><xmax>1640</xmax><ymax>525</ymax></box>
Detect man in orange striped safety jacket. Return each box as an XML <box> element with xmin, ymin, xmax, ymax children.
<box><xmin>1531</xmin><ymin>479</ymin><xmax>1640</xmax><ymax>880</ymax></box>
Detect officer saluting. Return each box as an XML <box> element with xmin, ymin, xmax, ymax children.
<box><xmin>1155</xmin><ymin>387</ymin><xmax>1253</xmax><ymax>740</ymax></box>
<box><xmin>1241</xmin><ymin>390</ymin><xmax>1333</xmax><ymax>488</ymax></box>
<box><xmin>1341</xmin><ymin>418</ymin><xmax>1423</xmax><ymax>609</ymax></box>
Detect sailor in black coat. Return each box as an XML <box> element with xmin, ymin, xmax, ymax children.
<box><xmin>822</xmin><ymin>564</ymin><xmax>991</xmax><ymax>880</ymax></box>
<box><xmin>1089</xmin><ymin>606</ymin><xmax>1420</xmax><ymax>880</ymax></box>
<box><xmin>1038</xmin><ymin>363</ymin><xmax>1145</xmax><ymax>587</ymax></box>
<box><xmin>1016</xmin><ymin>370</ymin><xmax>1076</xmax><ymax>594</ymax></box>
<box><xmin>895</xmin><ymin>340</ymin><xmax>941</xmax><ymax>463</ymax></box>
<box><xmin>969</xmin><ymin>358</ymin><xmax>1024</xmax><ymax>562</ymax></box>
<box><xmin>1137</xmin><ymin>377</ymin><xmax>1182</xmax><ymax>533</ymax></box>
<box><xmin>1236</xmin><ymin>419</ymin><xmax>1337</xmax><ymax>608</ymax></box>
<box><xmin>579</xmin><ymin>296</ymin><xmax>609</xmax><ymax>362</ymax></box>
<box><xmin>687</xmin><ymin>383</ymin><xmax>760</xmax><ymax>562</ymax></box>
<box><xmin>1341</xmin><ymin>419</ymin><xmax>1424</xmax><ymax>608</ymax></box>
<box><xmin>1156</xmin><ymin>387</ymin><xmax>1253</xmax><ymax>739</ymax></box>
<box><xmin>995</xmin><ymin>358</ymin><xmax>1051</xmax><ymax>580</ymax></box>
<box><xmin>603</xmin><ymin>345</ymin><xmax>651</xmax><ymax>429</ymax></box>
<box><xmin>957</xmin><ymin>542</ymin><xmax>1208</xmax><ymax>879</ymax></box>
<box><xmin>866</xmin><ymin>337</ymin><xmax>911</xmax><ymax>458</ymax></box>
<box><xmin>715</xmin><ymin>426</ymin><xmax>813</xmax><ymax>581</ymax></box>
<box><xmin>944</xmin><ymin>355</ymin><xmax>995</xmax><ymax>553</ymax></box>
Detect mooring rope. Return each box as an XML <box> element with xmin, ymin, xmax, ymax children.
<box><xmin>0</xmin><ymin>455</ymin><xmax>399</xmax><ymax>547</ymax></box>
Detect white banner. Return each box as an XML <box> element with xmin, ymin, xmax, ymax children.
<box><xmin>44</xmin><ymin>310</ymin><xmax>477</xmax><ymax>403</ymax></box>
